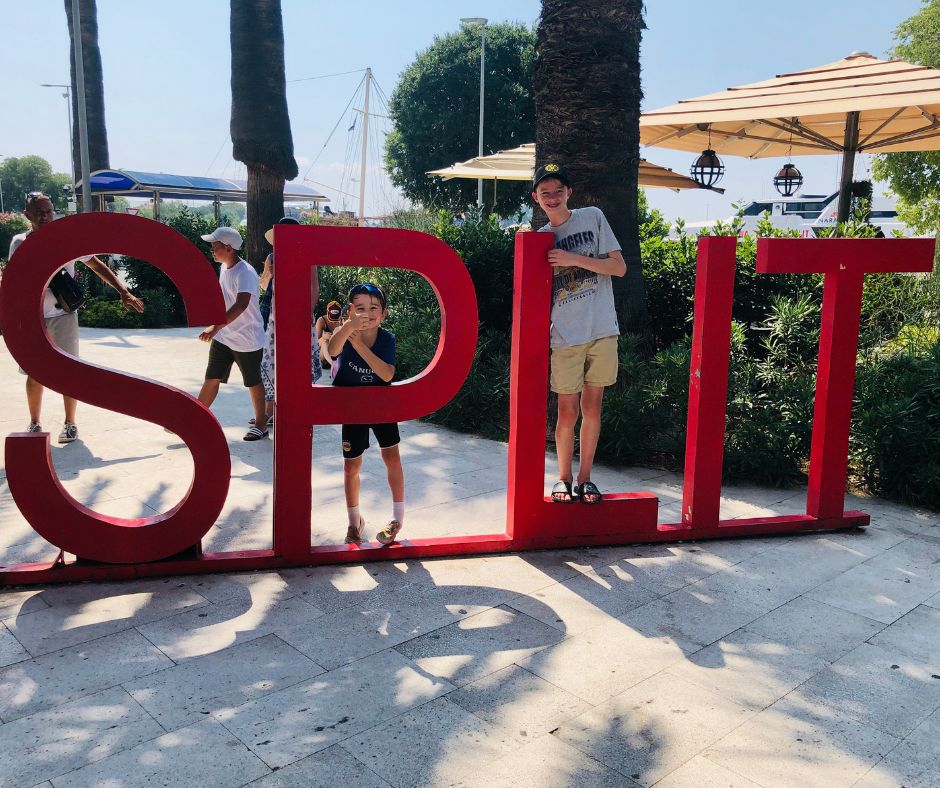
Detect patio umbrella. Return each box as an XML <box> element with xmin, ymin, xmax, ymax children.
<box><xmin>427</xmin><ymin>143</ymin><xmax>723</xmax><ymax>194</ymax></box>
<box><xmin>640</xmin><ymin>51</ymin><xmax>940</xmax><ymax>221</ymax></box>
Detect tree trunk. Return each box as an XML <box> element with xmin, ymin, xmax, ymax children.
<box><xmin>246</xmin><ymin>166</ymin><xmax>286</xmax><ymax>269</ymax></box>
<box><xmin>230</xmin><ymin>0</ymin><xmax>297</xmax><ymax>266</ymax></box>
<box><xmin>533</xmin><ymin>0</ymin><xmax>650</xmax><ymax>340</ymax></box>
<box><xmin>65</xmin><ymin>0</ymin><xmax>110</xmax><ymax>196</ymax></box>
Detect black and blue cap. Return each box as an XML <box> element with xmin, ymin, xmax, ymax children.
<box><xmin>533</xmin><ymin>163</ymin><xmax>571</xmax><ymax>189</ymax></box>
<box><xmin>348</xmin><ymin>282</ymin><xmax>387</xmax><ymax>309</ymax></box>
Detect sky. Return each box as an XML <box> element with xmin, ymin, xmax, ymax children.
<box><xmin>0</xmin><ymin>0</ymin><xmax>925</xmax><ymax>221</ymax></box>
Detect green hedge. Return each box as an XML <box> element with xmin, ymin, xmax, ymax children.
<box><xmin>0</xmin><ymin>213</ymin><xmax>30</xmax><ymax>263</ymax></box>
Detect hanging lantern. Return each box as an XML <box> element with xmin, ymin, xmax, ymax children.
<box><xmin>691</xmin><ymin>149</ymin><xmax>724</xmax><ymax>188</ymax></box>
<box><xmin>773</xmin><ymin>162</ymin><xmax>803</xmax><ymax>197</ymax></box>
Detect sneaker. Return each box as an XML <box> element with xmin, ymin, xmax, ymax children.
<box><xmin>345</xmin><ymin>516</ymin><xmax>365</xmax><ymax>545</ymax></box>
<box><xmin>58</xmin><ymin>422</ymin><xmax>78</xmax><ymax>443</ymax></box>
<box><xmin>376</xmin><ymin>519</ymin><xmax>402</xmax><ymax>546</ymax></box>
<box><xmin>26</xmin><ymin>421</ymin><xmax>41</xmax><ymax>433</ymax></box>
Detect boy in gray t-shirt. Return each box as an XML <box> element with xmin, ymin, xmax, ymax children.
<box><xmin>532</xmin><ymin>164</ymin><xmax>627</xmax><ymax>505</ymax></box>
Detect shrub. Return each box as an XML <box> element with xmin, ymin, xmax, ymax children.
<box><xmin>79</xmin><ymin>296</ymin><xmax>144</xmax><ymax>329</ymax></box>
<box><xmin>121</xmin><ymin>208</ymin><xmax>219</xmax><ymax>325</ymax></box>
<box><xmin>852</xmin><ymin>340</ymin><xmax>940</xmax><ymax>508</ymax></box>
<box><xmin>138</xmin><ymin>287</ymin><xmax>178</xmax><ymax>329</ymax></box>
<box><xmin>641</xmin><ymin>221</ymin><xmax>820</xmax><ymax>351</ymax></box>
<box><xmin>426</xmin><ymin>209</ymin><xmax>517</xmax><ymax>333</ymax></box>
<box><xmin>0</xmin><ymin>213</ymin><xmax>30</xmax><ymax>263</ymax></box>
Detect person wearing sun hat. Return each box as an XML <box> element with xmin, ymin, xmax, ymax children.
<box><xmin>256</xmin><ymin>217</ymin><xmax>322</xmax><ymax>426</ymax></box>
<box><xmin>316</xmin><ymin>299</ymin><xmax>343</xmax><ymax>373</ymax></box>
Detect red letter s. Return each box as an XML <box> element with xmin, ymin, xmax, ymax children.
<box><xmin>1</xmin><ymin>214</ymin><xmax>230</xmax><ymax>563</ymax></box>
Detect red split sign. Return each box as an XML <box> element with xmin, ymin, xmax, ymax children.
<box><xmin>0</xmin><ymin>214</ymin><xmax>933</xmax><ymax>585</ymax></box>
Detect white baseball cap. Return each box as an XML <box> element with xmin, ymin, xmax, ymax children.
<box><xmin>200</xmin><ymin>227</ymin><xmax>243</xmax><ymax>250</ymax></box>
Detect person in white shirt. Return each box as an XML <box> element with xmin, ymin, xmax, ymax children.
<box><xmin>8</xmin><ymin>192</ymin><xmax>144</xmax><ymax>443</ymax></box>
<box><xmin>197</xmin><ymin>227</ymin><xmax>269</xmax><ymax>441</ymax></box>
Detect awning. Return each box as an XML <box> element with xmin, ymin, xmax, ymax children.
<box><xmin>76</xmin><ymin>169</ymin><xmax>329</xmax><ymax>204</ymax></box>
<box><xmin>427</xmin><ymin>143</ymin><xmax>724</xmax><ymax>192</ymax></box>
<box><xmin>640</xmin><ymin>52</ymin><xmax>940</xmax><ymax>157</ymax></box>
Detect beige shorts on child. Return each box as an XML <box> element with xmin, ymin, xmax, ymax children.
<box><xmin>550</xmin><ymin>335</ymin><xmax>618</xmax><ymax>394</ymax></box>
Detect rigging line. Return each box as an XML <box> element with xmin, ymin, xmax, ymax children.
<box><xmin>338</xmin><ymin>109</ymin><xmax>360</xmax><ymax>210</ymax></box>
<box><xmin>301</xmin><ymin>74</ymin><xmax>366</xmax><ymax>182</ymax></box>
<box><xmin>303</xmin><ymin>178</ymin><xmax>359</xmax><ymax>200</ymax></box>
<box><xmin>367</xmin><ymin>116</ymin><xmax>392</xmax><ymax>206</ymax></box>
<box><xmin>371</xmin><ymin>75</ymin><xmax>390</xmax><ymax>102</ymax></box>
<box><xmin>371</xmin><ymin>80</ymin><xmax>392</xmax><ymax>116</ymax></box>
<box><xmin>204</xmin><ymin>136</ymin><xmax>229</xmax><ymax>176</ymax></box>
<box><xmin>288</xmin><ymin>67</ymin><xmax>366</xmax><ymax>84</ymax></box>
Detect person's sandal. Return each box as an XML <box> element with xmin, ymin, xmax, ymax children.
<box><xmin>551</xmin><ymin>480</ymin><xmax>577</xmax><ymax>503</ymax></box>
<box><xmin>576</xmin><ymin>480</ymin><xmax>602</xmax><ymax>505</ymax></box>
<box><xmin>345</xmin><ymin>516</ymin><xmax>366</xmax><ymax>544</ymax></box>
<box><xmin>376</xmin><ymin>519</ymin><xmax>402</xmax><ymax>546</ymax></box>
<box><xmin>243</xmin><ymin>426</ymin><xmax>269</xmax><ymax>441</ymax></box>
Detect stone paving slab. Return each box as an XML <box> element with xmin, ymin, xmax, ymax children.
<box><xmin>50</xmin><ymin>717</ymin><xmax>270</xmax><ymax>788</ymax></box>
<box><xmin>340</xmin><ymin>696</ymin><xmax>520</xmax><ymax>787</ymax></box>
<box><xmin>0</xmin><ymin>328</ymin><xmax>939</xmax><ymax>786</ymax></box>
<box><xmin>703</xmin><ymin>696</ymin><xmax>900</xmax><ymax>788</ymax></box>
<box><xmin>123</xmin><ymin>633</ymin><xmax>324</xmax><ymax>731</ymax></box>
<box><xmin>0</xmin><ymin>629</ymin><xmax>172</xmax><ymax>722</ymax></box>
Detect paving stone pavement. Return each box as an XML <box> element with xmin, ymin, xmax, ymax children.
<box><xmin>0</xmin><ymin>327</ymin><xmax>938</xmax><ymax>787</ymax></box>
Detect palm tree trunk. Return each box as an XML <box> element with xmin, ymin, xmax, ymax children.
<box><xmin>65</xmin><ymin>0</ymin><xmax>110</xmax><ymax>183</ymax></box>
<box><xmin>246</xmin><ymin>166</ymin><xmax>286</xmax><ymax>267</ymax></box>
<box><xmin>230</xmin><ymin>0</ymin><xmax>298</xmax><ymax>267</ymax></box>
<box><xmin>533</xmin><ymin>0</ymin><xmax>650</xmax><ymax>340</ymax></box>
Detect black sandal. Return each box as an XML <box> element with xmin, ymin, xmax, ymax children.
<box><xmin>576</xmin><ymin>480</ymin><xmax>602</xmax><ymax>505</ymax></box>
<box><xmin>551</xmin><ymin>480</ymin><xmax>577</xmax><ymax>503</ymax></box>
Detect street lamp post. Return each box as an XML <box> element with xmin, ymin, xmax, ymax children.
<box><xmin>0</xmin><ymin>155</ymin><xmax>5</xmax><ymax>212</ymax></box>
<box><xmin>461</xmin><ymin>17</ymin><xmax>487</xmax><ymax>209</ymax></box>
<box><xmin>40</xmin><ymin>83</ymin><xmax>76</xmax><ymax>205</ymax></box>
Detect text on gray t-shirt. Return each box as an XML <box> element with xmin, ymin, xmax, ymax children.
<box><xmin>538</xmin><ymin>206</ymin><xmax>621</xmax><ymax>348</ymax></box>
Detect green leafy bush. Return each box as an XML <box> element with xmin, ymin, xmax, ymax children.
<box><xmin>852</xmin><ymin>340</ymin><xmax>940</xmax><ymax>508</ymax></box>
<box><xmin>79</xmin><ymin>296</ymin><xmax>144</xmax><ymax>329</ymax></box>
<box><xmin>138</xmin><ymin>288</ymin><xmax>178</xmax><ymax>329</ymax></box>
<box><xmin>121</xmin><ymin>208</ymin><xmax>219</xmax><ymax>326</ymax></box>
<box><xmin>0</xmin><ymin>213</ymin><xmax>30</xmax><ymax>263</ymax></box>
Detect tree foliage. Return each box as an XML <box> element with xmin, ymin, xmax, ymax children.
<box><xmin>0</xmin><ymin>156</ymin><xmax>71</xmax><ymax>213</ymax></box>
<box><xmin>872</xmin><ymin>0</ymin><xmax>940</xmax><ymax>222</ymax></box>
<box><xmin>385</xmin><ymin>23</ymin><xmax>536</xmax><ymax>214</ymax></box>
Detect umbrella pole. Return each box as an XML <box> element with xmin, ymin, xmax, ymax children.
<box><xmin>836</xmin><ymin>111</ymin><xmax>860</xmax><ymax>224</ymax></box>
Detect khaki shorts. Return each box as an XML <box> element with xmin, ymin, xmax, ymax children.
<box><xmin>19</xmin><ymin>313</ymin><xmax>80</xmax><ymax>375</ymax></box>
<box><xmin>550</xmin><ymin>335</ymin><xmax>619</xmax><ymax>394</ymax></box>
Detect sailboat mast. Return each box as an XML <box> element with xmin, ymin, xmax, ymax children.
<box><xmin>358</xmin><ymin>67</ymin><xmax>371</xmax><ymax>227</ymax></box>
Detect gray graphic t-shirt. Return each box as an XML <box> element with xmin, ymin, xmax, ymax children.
<box><xmin>538</xmin><ymin>206</ymin><xmax>621</xmax><ymax>348</ymax></box>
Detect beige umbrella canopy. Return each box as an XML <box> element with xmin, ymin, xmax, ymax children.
<box><xmin>640</xmin><ymin>51</ymin><xmax>940</xmax><ymax>220</ymax></box>
<box><xmin>427</xmin><ymin>143</ymin><xmax>723</xmax><ymax>192</ymax></box>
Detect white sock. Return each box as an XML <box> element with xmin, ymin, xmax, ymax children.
<box><xmin>392</xmin><ymin>501</ymin><xmax>405</xmax><ymax>525</ymax></box>
<box><xmin>347</xmin><ymin>506</ymin><xmax>361</xmax><ymax>528</ymax></box>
